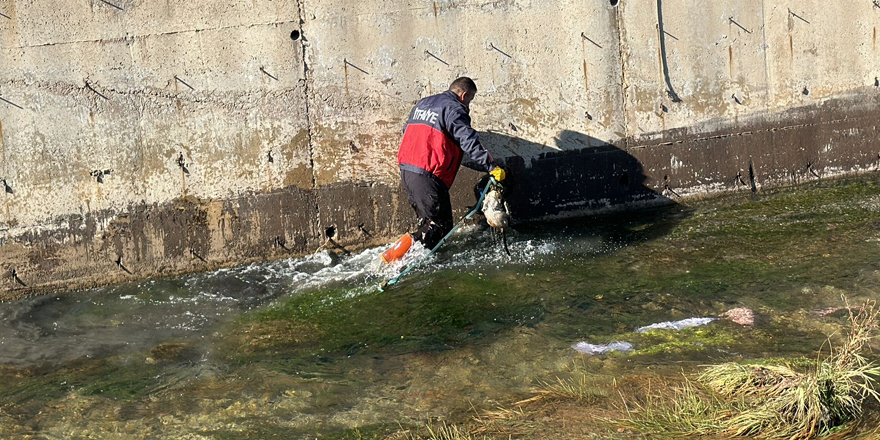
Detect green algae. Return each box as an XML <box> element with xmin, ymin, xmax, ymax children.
<box><xmin>0</xmin><ymin>358</ymin><xmax>165</xmax><ymax>405</ymax></box>
<box><xmin>628</xmin><ymin>325</ymin><xmax>741</xmax><ymax>356</ymax></box>
<box><xmin>221</xmin><ymin>271</ymin><xmax>548</xmax><ymax>363</ymax></box>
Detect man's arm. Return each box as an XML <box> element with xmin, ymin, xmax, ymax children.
<box><xmin>446</xmin><ymin>109</ymin><xmax>494</xmax><ymax>172</ymax></box>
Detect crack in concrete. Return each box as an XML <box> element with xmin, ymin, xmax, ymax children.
<box><xmin>297</xmin><ymin>0</ymin><xmax>321</xmax><ymax>240</ymax></box>
<box><xmin>614</xmin><ymin>2</ymin><xmax>630</xmax><ymax>149</ymax></box>
<box><xmin>0</xmin><ymin>119</ymin><xmax>10</xmax><ymax>225</ymax></box>
<box><xmin>1</xmin><ymin>19</ymin><xmax>299</xmax><ymax>51</ymax></box>
<box><xmin>2</xmin><ymin>78</ymin><xmax>302</xmax><ymax>112</ymax></box>
<box><xmin>655</xmin><ymin>0</ymin><xmax>681</xmax><ymax>103</ymax></box>
<box><xmin>760</xmin><ymin>0</ymin><xmax>772</xmax><ymax>103</ymax></box>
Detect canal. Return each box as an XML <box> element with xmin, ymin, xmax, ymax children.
<box><xmin>3</xmin><ymin>175</ymin><xmax>880</xmax><ymax>439</ymax></box>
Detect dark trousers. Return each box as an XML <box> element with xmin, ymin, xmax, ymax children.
<box><xmin>400</xmin><ymin>169</ymin><xmax>453</xmax><ymax>250</ymax></box>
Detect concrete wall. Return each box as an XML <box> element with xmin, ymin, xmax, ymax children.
<box><xmin>2</xmin><ymin>0</ymin><xmax>879</xmax><ymax>298</ymax></box>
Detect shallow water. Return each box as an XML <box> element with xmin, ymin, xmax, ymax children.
<box><xmin>3</xmin><ymin>176</ymin><xmax>880</xmax><ymax>439</ymax></box>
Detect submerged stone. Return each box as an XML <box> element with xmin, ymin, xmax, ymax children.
<box><xmin>722</xmin><ymin>307</ymin><xmax>756</xmax><ymax>326</ymax></box>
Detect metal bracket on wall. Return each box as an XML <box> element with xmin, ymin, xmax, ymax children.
<box><xmin>0</xmin><ymin>94</ymin><xmax>23</xmax><ymax>110</ymax></box>
<box><xmin>728</xmin><ymin>17</ymin><xmax>752</xmax><ymax>34</ymax></box>
<box><xmin>99</xmin><ymin>0</ymin><xmax>124</xmax><ymax>11</ymax></box>
<box><xmin>114</xmin><ymin>255</ymin><xmax>132</xmax><ymax>274</ymax></box>
<box><xmin>788</xmin><ymin>8</ymin><xmax>810</xmax><ymax>24</ymax></box>
<box><xmin>90</xmin><ymin>169</ymin><xmax>112</xmax><ymax>183</ymax></box>
<box><xmin>357</xmin><ymin>223</ymin><xmax>372</xmax><ymax>239</ymax></box>
<box><xmin>85</xmin><ymin>81</ymin><xmax>110</xmax><ymax>100</ymax></box>
<box><xmin>662</xmin><ymin>175</ymin><xmax>681</xmax><ymax>198</ymax></box>
<box><xmin>174</xmin><ymin>75</ymin><xmax>195</xmax><ymax>91</ymax></box>
<box><xmin>343</xmin><ymin>59</ymin><xmax>370</xmax><ymax>75</ymax></box>
<box><xmin>488</xmin><ymin>42</ymin><xmax>512</xmax><ymax>59</ymax></box>
<box><xmin>807</xmin><ymin>161</ymin><xmax>821</xmax><ymax>178</ymax></box>
<box><xmin>10</xmin><ymin>268</ymin><xmax>26</xmax><ymax>286</ymax></box>
<box><xmin>259</xmin><ymin>67</ymin><xmax>279</xmax><ymax>81</ymax></box>
<box><xmin>274</xmin><ymin>236</ymin><xmax>290</xmax><ymax>252</ymax></box>
<box><xmin>424</xmin><ymin>50</ymin><xmax>449</xmax><ymax>66</ymax></box>
<box><xmin>190</xmin><ymin>248</ymin><xmax>207</xmax><ymax>262</ymax></box>
<box><xmin>581</xmin><ymin>32</ymin><xmax>603</xmax><ymax>49</ymax></box>
<box><xmin>177</xmin><ymin>153</ymin><xmax>190</xmax><ymax>175</ymax></box>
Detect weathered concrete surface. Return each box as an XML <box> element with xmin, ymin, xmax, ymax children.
<box><xmin>2</xmin><ymin>0</ymin><xmax>880</xmax><ymax>298</ymax></box>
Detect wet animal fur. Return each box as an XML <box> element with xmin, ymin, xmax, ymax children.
<box><xmin>482</xmin><ymin>187</ymin><xmax>509</xmax><ymax>229</ymax></box>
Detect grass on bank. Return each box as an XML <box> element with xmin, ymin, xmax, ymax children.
<box><xmin>415</xmin><ymin>421</ymin><xmax>494</xmax><ymax>440</ymax></box>
<box><xmin>621</xmin><ymin>300</ymin><xmax>880</xmax><ymax>439</ymax></box>
<box><xmin>516</xmin><ymin>373</ymin><xmax>610</xmax><ymax>405</ymax></box>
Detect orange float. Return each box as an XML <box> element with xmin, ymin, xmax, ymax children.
<box><xmin>381</xmin><ymin>233</ymin><xmax>413</xmax><ymax>263</ymax></box>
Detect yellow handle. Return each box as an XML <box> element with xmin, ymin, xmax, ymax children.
<box><xmin>489</xmin><ymin>166</ymin><xmax>506</xmax><ymax>182</ymax></box>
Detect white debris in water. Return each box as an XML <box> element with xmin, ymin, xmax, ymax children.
<box><xmin>571</xmin><ymin>341</ymin><xmax>634</xmax><ymax>355</ymax></box>
<box><xmin>635</xmin><ymin>317</ymin><xmax>716</xmax><ymax>333</ymax></box>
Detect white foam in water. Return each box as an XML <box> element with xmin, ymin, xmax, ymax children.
<box><xmin>519</xmin><ymin>239</ymin><xmax>558</xmax><ymax>262</ymax></box>
<box><xmin>244</xmin><ymin>229</ymin><xmax>563</xmax><ymax>297</ymax></box>
<box><xmin>572</xmin><ymin>341</ymin><xmax>633</xmax><ymax>355</ymax></box>
<box><xmin>441</xmin><ymin>236</ymin><xmax>558</xmax><ymax>270</ymax></box>
<box><xmin>195</xmin><ymin>230</ymin><xmax>557</xmax><ymax>302</ymax></box>
<box><xmin>235</xmin><ymin>241</ymin><xmax>435</xmax><ymax>298</ymax></box>
<box><xmin>286</xmin><ymin>250</ymin><xmax>380</xmax><ymax>291</ymax></box>
<box><xmin>635</xmin><ymin>317</ymin><xmax>716</xmax><ymax>333</ymax></box>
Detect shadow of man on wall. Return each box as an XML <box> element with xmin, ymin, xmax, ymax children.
<box><xmin>459</xmin><ymin>129</ymin><xmax>688</xmax><ymax>244</ymax></box>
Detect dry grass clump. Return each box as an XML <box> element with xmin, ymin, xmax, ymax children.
<box><xmin>623</xmin><ymin>300</ymin><xmax>880</xmax><ymax>439</ymax></box>
<box><xmin>517</xmin><ymin>373</ymin><xmax>609</xmax><ymax>405</ymax></box>
<box><xmin>470</xmin><ymin>405</ymin><xmax>542</xmax><ymax>438</ymax></box>
<box><xmin>618</xmin><ymin>378</ymin><xmax>728</xmax><ymax>436</ymax></box>
<box><xmin>404</xmin><ymin>420</ymin><xmax>494</xmax><ymax>440</ymax></box>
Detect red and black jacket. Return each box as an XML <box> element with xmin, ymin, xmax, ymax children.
<box><xmin>398</xmin><ymin>90</ymin><xmax>494</xmax><ymax>189</ymax></box>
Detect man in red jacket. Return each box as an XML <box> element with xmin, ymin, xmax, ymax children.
<box><xmin>385</xmin><ymin>77</ymin><xmax>506</xmax><ymax>260</ymax></box>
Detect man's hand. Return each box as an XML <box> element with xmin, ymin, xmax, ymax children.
<box><xmin>489</xmin><ymin>166</ymin><xmax>506</xmax><ymax>182</ymax></box>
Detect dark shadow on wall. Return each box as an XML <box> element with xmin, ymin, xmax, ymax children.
<box><xmin>451</xmin><ymin>129</ymin><xmax>693</xmax><ymax>248</ymax></box>
<box><xmin>476</xmin><ymin>129</ymin><xmax>676</xmax><ymax>221</ymax></box>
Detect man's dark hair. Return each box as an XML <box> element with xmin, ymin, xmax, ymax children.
<box><xmin>449</xmin><ymin>77</ymin><xmax>477</xmax><ymax>94</ymax></box>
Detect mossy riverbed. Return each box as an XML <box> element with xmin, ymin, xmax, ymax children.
<box><xmin>3</xmin><ymin>175</ymin><xmax>880</xmax><ymax>439</ymax></box>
